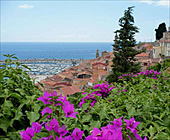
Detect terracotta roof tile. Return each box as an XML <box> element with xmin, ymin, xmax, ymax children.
<box><xmin>61</xmin><ymin>85</ymin><xmax>81</xmax><ymax>96</ymax></box>
<box><xmin>136</xmin><ymin>52</ymin><xmax>149</xmax><ymax>57</ymax></box>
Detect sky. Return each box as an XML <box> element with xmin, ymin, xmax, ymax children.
<box><xmin>1</xmin><ymin>0</ymin><xmax>170</xmax><ymax>42</ymax></box>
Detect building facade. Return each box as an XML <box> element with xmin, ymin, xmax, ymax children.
<box><xmin>160</xmin><ymin>27</ymin><xmax>170</xmax><ymax>57</ymax></box>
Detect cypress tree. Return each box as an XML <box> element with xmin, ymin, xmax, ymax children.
<box><xmin>155</xmin><ymin>23</ymin><xmax>167</xmax><ymax>40</ymax></box>
<box><xmin>107</xmin><ymin>6</ymin><xmax>141</xmax><ymax>83</ymax></box>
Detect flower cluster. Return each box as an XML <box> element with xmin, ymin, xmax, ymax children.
<box><xmin>79</xmin><ymin>82</ymin><xmax>113</xmax><ymax>108</ymax></box>
<box><xmin>119</xmin><ymin>69</ymin><xmax>161</xmax><ymax>80</ymax></box>
<box><xmin>20</xmin><ymin>91</ymin><xmax>81</xmax><ymax>140</ymax></box>
<box><xmin>38</xmin><ymin>91</ymin><xmax>77</xmax><ymax>118</ymax></box>
<box><xmin>86</xmin><ymin>117</ymin><xmax>147</xmax><ymax>140</ymax></box>
<box><xmin>20</xmin><ymin>114</ymin><xmax>147</xmax><ymax>140</ymax></box>
<box><xmin>93</xmin><ymin>82</ymin><xmax>114</xmax><ymax>98</ymax></box>
<box><xmin>20</xmin><ymin>119</ymin><xmax>83</xmax><ymax>140</ymax></box>
<box><xmin>20</xmin><ymin>122</ymin><xmax>43</xmax><ymax>140</ymax></box>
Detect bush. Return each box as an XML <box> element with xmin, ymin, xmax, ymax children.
<box><xmin>0</xmin><ymin>54</ymin><xmax>43</xmax><ymax>139</ymax></box>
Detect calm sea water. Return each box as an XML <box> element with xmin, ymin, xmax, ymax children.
<box><xmin>0</xmin><ymin>42</ymin><xmax>113</xmax><ymax>60</ymax></box>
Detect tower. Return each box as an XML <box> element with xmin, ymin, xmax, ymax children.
<box><xmin>96</xmin><ymin>49</ymin><xmax>99</xmax><ymax>58</ymax></box>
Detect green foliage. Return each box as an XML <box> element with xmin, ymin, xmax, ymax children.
<box><xmin>147</xmin><ymin>58</ymin><xmax>170</xmax><ymax>72</ymax></box>
<box><xmin>68</xmin><ymin>72</ymin><xmax>170</xmax><ymax>139</ymax></box>
<box><xmin>107</xmin><ymin>6</ymin><xmax>141</xmax><ymax>83</ymax></box>
<box><xmin>147</xmin><ymin>63</ymin><xmax>161</xmax><ymax>71</ymax></box>
<box><xmin>0</xmin><ymin>54</ymin><xmax>43</xmax><ymax>139</ymax></box>
<box><xmin>155</xmin><ymin>23</ymin><xmax>167</xmax><ymax>40</ymax></box>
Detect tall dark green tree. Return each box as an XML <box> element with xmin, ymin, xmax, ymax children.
<box><xmin>107</xmin><ymin>6</ymin><xmax>141</xmax><ymax>83</ymax></box>
<box><xmin>155</xmin><ymin>23</ymin><xmax>167</xmax><ymax>40</ymax></box>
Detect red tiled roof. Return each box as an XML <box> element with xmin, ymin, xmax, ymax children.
<box><xmin>54</xmin><ymin>82</ymin><xmax>72</xmax><ymax>87</ymax></box>
<box><xmin>160</xmin><ymin>39</ymin><xmax>170</xmax><ymax>43</ymax></box>
<box><xmin>61</xmin><ymin>85</ymin><xmax>81</xmax><ymax>96</ymax></box>
<box><xmin>136</xmin><ymin>52</ymin><xmax>149</xmax><ymax>57</ymax></box>
<box><xmin>77</xmin><ymin>71</ymin><xmax>92</xmax><ymax>76</ymax></box>
<box><xmin>142</xmin><ymin>44</ymin><xmax>150</xmax><ymax>47</ymax></box>
<box><xmin>42</xmin><ymin>81</ymin><xmax>56</xmax><ymax>86</ymax></box>
<box><xmin>92</xmin><ymin>62</ymin><xmax>107</xmax><ymax>67</ymax></box>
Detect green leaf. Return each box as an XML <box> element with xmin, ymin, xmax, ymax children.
<box><xmin>0</xmin><ymin>119</ymin><xmax>10</xmax><ymax>132</ymax></box>
<box><xmin>33</xmin><ymin>103</ymin><xmax>41</xmax><ymax>112</ymax></box>
<box><xmin>81</xmin><ymin>103</ymin><xmax>89</xmax><ymax>111</ymax></box>
<box><xmin>82</xmin><ymin>114</ymin><xmax>91</xmax><ymax>123</ymax></box>
<box><xmin>90</xmin><ymin>121</ymin><xmax>101</xmax><ymax>129</ymax></box>
<box><xmin>26</xmin><ymin>111</ymin><xmax>40</xmax><ymax>124</ymax></box>
<box><xmin>9</xmin><ymin>93</ymin><xmax>21</xmax><ymax>101</ymax></box>
<box><xmin>21</xmin><ymin>64</ymin><xmax>31</xmax><ymax>71</ymax></box>
<box><xmin>99</xmin><ymin>105</ymin><xmax>107</xmax><ymax>120</ymax></box>
<box><xmin>126</xmin><ymin>104</ymin><xmax>136</xmax><ymax>118</ymax></box>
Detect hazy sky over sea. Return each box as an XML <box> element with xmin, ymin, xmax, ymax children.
<box><xmin>1</xmin><ymin>0</ymin><xmax>169</xmax><ymax>42</ymax></box>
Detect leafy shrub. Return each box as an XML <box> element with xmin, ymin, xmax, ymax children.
<box><xmin>20</xmin><ymin>91</ymin><xmax>146</xmax><ymax>140</ymax></box>
<box><xmin>68</xmin><ymin>70</ymin><xmax>170</xmax><ymax>139</ymax></box>
<box><xmin>147</xmin><ymin>58</ymin><xmax>170</xmax><ymax>72</ymax></box>
<box><xmin>0</xmin><ymin>54</ymin><xmax>43</xmax><ymax>139</ymax></box>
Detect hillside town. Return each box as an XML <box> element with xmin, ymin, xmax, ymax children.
<box><xmin>38</xmin><ymin>27</ymin><xmax>170</xmax><ymax>96</ymax></box>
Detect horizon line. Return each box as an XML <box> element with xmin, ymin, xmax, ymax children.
<box><xmin>1</xmin><ymin>41</ymin><xmax>113</xmax><ymax>43</ymax></box>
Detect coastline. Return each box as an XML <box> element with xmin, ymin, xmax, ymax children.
<box><xmin>0</xmin><ymin>58</ymin><xmax>84</xmax><ymax>63</ymax></box>
<box><xmin>0</xmin><ymin>58</ymin><xmax>89</xmax><ymax>83</ymax></box>
<box><xmin>29</xmin><ymin>74</ymin><xmax>52</xmax><ymax>83</ymax></box>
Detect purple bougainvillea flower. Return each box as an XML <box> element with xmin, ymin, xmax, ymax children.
<box><xmin>133</xmin><ymin>74</ymin><xmax>137</xmax><ymax>77</ymax></box>
<box><xmin>56</xmin><ymin>95</ymin><xmax>68</xmax><ymax>106</ymax></box>
<box><xmin>102</xmin><ymin>129</ymin><xmax>114</xmax><ymax>139</ymax></box>
<box><xmin>45</xmin><ymin>117</ymin><xmax>59</xmax><ymax>132</ymax></box>
<box><xmin>64</xmin><ymin>135</ymin><xmax>73</xmax><ymax>140</ymax></box>
<box><xmin>79</xmin><ymin>98</ymin><xmax>86</xmax><ymax>108</ymax></box>
<box><xmin>41</xmin><ymin>107</ymin><xmax>53</xmax><ymax>116</ymax></box>
<box><xmin>112</xmin><ymin>116</ymin><xmax>123</xmax><ymax>129</ymax></box>
<box><xmin>144</xmin><ymin>136</ymin><xmax>147</xmax><ymax>140</ymax></box>
<box><xmin>155</xmin><ymin>86</ymin><xmax>157</xmax><ymax>90</ymax></box>
<box><xmin>91</xmin><ymin>127</ymin><xmax>102</xmax><ymax>138</ymax></box>
<box><xmin>124</xmin><ymin>117</ymin><xmax>140</xmax><ymax>132</ymax></box>
<box><xmin>104</xmin><ymin>128</ymin><xmax>123</xmax><ymax>140</ymax></box>
<box><xmin>85</xmin><ymin>135</ymin><xmax>93</xmax><ymax>140</ymax></box>
<box><xmin>90</xmin><ymin>100</ymin><xmax>97</xmax><ymax>107</ymax></box>
<box><xmin>72</xmin><ymin>127</ymin><xmax>84</xmax><ymax>140</ymax></box>
<box><xmin>31</xmin><ymin>122</ymin><xmax>43</xmax><ymax>133</ymax></box>
<box><xmin>118</xmin><ymin>76</ymin><xmax>122</xmax><ymax>79</ymax></box>
<box><xmin>122</xmin><ymin>89</ymin><xmax>127</xmax><ymax>92</ymax></box>
<box><xmin>58</xmin><ymin>125</ymin><xmax>69</xmax><ymax>137</ymax></box>
<box><xmin>63</xmin><ymin>104</ymin><xmax>77</xmax><ymax>118</ymax></box>
<box><xmin>132</xmin><ymin>129</ymin><xmax>142</xmax><ymax>140</ymax></box>
<box><xmin>37</xmin><ymin>91</ymin><xmax>51</xmax><ymax>104</ymax></box>
<box><xmin>50</xmin><ymin>91</ymin><xmax>58</xmax><ymax>96</ymax></box>
<box><xmin>112</xmin><ymin>128</ymin><xmax>123</xmax><ymax>140</ymax></box>
<box><xmin>20</xmin><ymin>127</ymin><xmax>34</xmax><ymax>140</ymax></box>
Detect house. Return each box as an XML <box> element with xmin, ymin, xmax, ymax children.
<box><xmin>136</xmin><ymin>52</ymin><xmax>149</xmax><ymax>60</ymax></box>
<box><xmin>160</xmin><ymin>27</ymin><xmax>170</xmax><ymax>57</ymax></box>
<box><xmin>92</xmin><ymin>62</ymin><xmax>107</xmax><ymax>71</ymax></box>
<box><xmin>152</xmin><ymin>46</ymin><xmax>162</xmax><ymax>58</ymax></box>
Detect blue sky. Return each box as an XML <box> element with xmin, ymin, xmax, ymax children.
<box><xmin>1</xmin><ymin>0</ymin><xmax>169</xmax><ymax>42</ymax></box>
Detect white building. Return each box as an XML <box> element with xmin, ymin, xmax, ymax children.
<box><xmin>160</xmin><ymin>27</ymin><xmax>170</xmax><ymax>57</ymax></box>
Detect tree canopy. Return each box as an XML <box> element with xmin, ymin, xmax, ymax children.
<box><xmin>155</xmin><ymin>23</ymin><xmax>167</xmax><ymax>40</ymax></box>
<box><xmin>107</xmin><ymin>6</ymin><xmax>141</xmax><ymax>83</ymax></box>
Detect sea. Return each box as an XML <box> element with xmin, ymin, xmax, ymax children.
<box><xmin>0</xmin><ymin>42</ymin><xmax>113</xmax><ymax>60</ymax></box>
